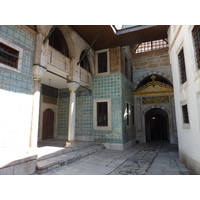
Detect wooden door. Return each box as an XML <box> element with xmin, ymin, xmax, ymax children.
<box><xmin>42</xmin><ymin>109</ymin><xmax>54</xmax><ymax>140</ymax></box>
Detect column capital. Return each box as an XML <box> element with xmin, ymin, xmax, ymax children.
<box><xmin>32</xmin><ymin>64</ymin><xmax>46</xmax><ymax>79</ymax></box>
<box><xmin>67</xmin><ymin>82</ymin><xmax>79</xmax><ymax>92</ymax></box>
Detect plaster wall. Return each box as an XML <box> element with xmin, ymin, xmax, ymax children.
<box><xmin>0</xmin><ymin>25</ymin><xmax>36</xmax><ymax>149</ymax></box>
<box><xmin>168</xmin><ymin>25</ymin><xmax>200</xmax><ymax>174</ymax></box>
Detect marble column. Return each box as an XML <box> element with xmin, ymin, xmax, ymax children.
<box><xmin>30</xmin><ymin>65</ymin><xmax>46</xmax><ymax>147</ymax></box>
<box><xmin>66</xmin><ymin>82</ymin><xmax>79</xmax><ymax>147</ymax></box>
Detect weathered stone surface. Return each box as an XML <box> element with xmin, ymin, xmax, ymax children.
<box><xmin>0</xmin><ymin>166</ymin><xmax>14</xmax><ymax>175</ymax></box>
<box><xmin>13</xmin><ymin>160</ymin><xmax>37</xmax><ymax>175</ymax></box>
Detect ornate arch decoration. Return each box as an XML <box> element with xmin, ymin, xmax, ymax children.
<box><xmin>143</xmin><ymin>105</ymin><xmax>170</xmax><ymax>115</ymax></box>
<box><xmin>134</xmin><ymin>71</ymin><xmax>173</xmax><ymax>90</ymax></box>
<box><xmin>134</xmin><ymin>74</ymin><xmax>173</xmax><ymax>96</ymax></box>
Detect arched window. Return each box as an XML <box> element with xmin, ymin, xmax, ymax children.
<box><xmin>79</xmin><ymin>50</ymin><xmax>91</xmax><ymax>73</ymax></box>
<box><xmin>49</xmin><ymin>27</ymin><xmax>69</xmax><ymax>57</ymax></box>
<box><xmin>135</xmin><ymin>39</ymin><xmax>168</xmax><ymax>54</ymax></box>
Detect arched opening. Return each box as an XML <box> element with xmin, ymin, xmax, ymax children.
<box><xmin>42</xmin><ymin>109</ymin><xmax>54</xmax><ymax>140</ymax></box>
<box><xmin>49</xmin><ymin>27</ymin><xmax>69</xmax><ymax>57</ymax></box>
<box><xmin>145</xmin><ymin>108</ymin><xmax>169</xmax><ymax>142</ymax></box>
<box><xmin>136</xmin><ymin>74</ymin><xmax>173</xmax><ymax>91</ymax></box>
<box><xmin>79</xmin><ymin>50</ymin><xmax>91</xmax><ymax>73</ymax></box>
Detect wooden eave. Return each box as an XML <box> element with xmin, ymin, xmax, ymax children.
<box><xmin>71</xmin><ymin>25</ymin><xmax>170</xmax><ymax>50</ymax></box>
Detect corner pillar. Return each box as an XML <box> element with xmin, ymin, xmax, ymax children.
<box><xmin>30</xmin><ymin>65</ymin><xmax>46</xmax><ymax>148</ymax></box>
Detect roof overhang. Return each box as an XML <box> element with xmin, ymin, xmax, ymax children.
<box><xmin>71</xmin><ymin>25</ymin><xmax>170</xmax><ymax>50</ymax></box>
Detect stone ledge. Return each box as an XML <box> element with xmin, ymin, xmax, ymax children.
<box><xmin>0</xmin><ymin>151</ymin><xmax>37</xmax><ymax>168</ymax></box>
<box><xmin>0</xmin><ymin>149</ymin><xmax>37</xmax><ymax>175</ymax></box>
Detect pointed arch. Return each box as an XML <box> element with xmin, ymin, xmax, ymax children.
<box><xmin>79</xmin><ymin>50</ymin><xmax>91</xmax><ymax>73</ymax></box>
<box><xmin>49</xmin><ymin>27</ymin><xmax>69</xmax><ymax>57</ymax></box>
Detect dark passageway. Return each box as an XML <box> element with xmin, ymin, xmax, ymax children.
<box><xmin>145</xmin><ymin>108</ymin><xmax>169</xmax><ymax>141</ymax></box>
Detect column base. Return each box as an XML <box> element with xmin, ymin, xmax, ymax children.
<box><xmin>65</xmin><ymin>141</ymin><xmax>75</xmax><ymax>148</ymax></box>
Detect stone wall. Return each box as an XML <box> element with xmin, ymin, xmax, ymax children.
<box><xmin>110</xmin><ymin>47</ymin><xmax>121</xmax><ymax>73</ymax></box>
<box><xmin>132</xmin><ymin>48</ymin><xmax>170</xmax><ymax>71</ymax></box>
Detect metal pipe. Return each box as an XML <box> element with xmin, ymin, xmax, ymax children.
<box><xmin>77</xmin><ymin>30</ymin><xmax>103</xmax><ymax>65</ymax></box>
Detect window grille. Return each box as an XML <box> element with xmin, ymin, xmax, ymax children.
<box><xmin>0</xmin><ymin>43</ymin><xmax>19</xmax><ymax>68</ymax></box>
<box><xmin>98</xmin><ymin>52</ymin><xmax>107</xmax><ymax>73</ymax></box>
<box><xmin>132</xmin><ymin>105</ymin><xmax>134</xmax><ymax>125</ymax></box>
<box><xmin>130</xmin><ymin>66</ymin><xmax>133</xmax><ymax>83</ymax></box>
<box><xmin>192</xmin><ymin>25</ymin><xmax>200</xmax><ymax>70</ymax></box>
<box><xmin>97</xmin><ymin>102</ymin><xmax>108</xmax><ymax>126</ymax></box>
<box><xmin>126</xmin><ymin>103</ymin><xmax>129</xmax><ymax>125</ymax></box>
<box><xmin>125</xmin><ymin>57</ymin><xmax>128</xmax><ymax>78</ymax></box>
<box><xmin>182</xmin><ymin>104</ymin><xmax>189</xmax><ymax>124</ymax></box>
<box><xmin>178</xmin><ymin>48</ymin><xmax>187</xmax><ymax>84</ymax></box>
<box><xmin>42</xmin><ymin>84</ymin><xmax>58</xmax><ymax>98</ymax></box>
<box><xmin>135</xmin><ymin>39</ymin><xmax>168</xmax><ymax>54</ymax></box>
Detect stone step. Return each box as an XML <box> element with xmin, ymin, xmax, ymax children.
<box><xmin>36</xmin><ymin>144</ymin><xmax>105</xmax><ymax>174</ymax></box>
<box><xmin>37</xmin><ymin>141</ymin><xmax>100</xmax><ymax>161</ymax></box>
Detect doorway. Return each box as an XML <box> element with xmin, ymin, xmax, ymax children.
<box><xmin>42</xmin><ymin>109</ymin><xmax>54</xmax><ymax>140</ymax></box>
<box><xmin>145</xmin><ymin>108</ymin><xmax>169</xmax><ymax>141</ymax></box>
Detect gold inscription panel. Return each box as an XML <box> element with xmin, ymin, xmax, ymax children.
<box><xmin>142</xmin><ymin>96</ymin><xmax>169</xmax><ymax>104</ymax></box>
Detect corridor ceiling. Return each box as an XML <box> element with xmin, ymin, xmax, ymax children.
<box><xmin>71</xmin><ymin>25</ymin><xmax>170</xmax><ymax>50</ymax></box>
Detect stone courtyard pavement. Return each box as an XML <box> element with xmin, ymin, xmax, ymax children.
<box><xmin>38</xmin><ymin>141</ymin><xmax>194</xmax><ymax>175</ymax></box>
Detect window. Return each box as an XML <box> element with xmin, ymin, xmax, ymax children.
<box><xmin>130</xmin><ymin>66</ymin><xmax>133</xmax><ymax>83</ymax></box>
<box><xmin>93</xmin><ymin>98</ymin><xmax>111</xmax><ymax>130</ymax></box>
<box><xmin>178</xmin><ymin>48</ymin><xmax>187</xmax><ymax>84</ymax></box>
<box><xmin>49</xmin><ymin>27</ymin><xmax>69</xmax><ymax>57</ymax></box>
<box><xmin>97</xmin><ymin>102</ymin><xmax>108</xmax><ymax>126</ymax></box>
<box><xmin>125</xmin><ymin>57</ymin><xmax>128</xmax><ymax>78</ymax></box>
<box><xmin>0</xmin><ymin>43</ymin><xmax>19</xmax><ymax>68</ymax></box>
<box><xmin>80</xmin><ymin>50</ymin><xmax>91</xmax><ymax>73</ymax></box>
<box><xmin>132</xmin><ymin>105</ymin><xmax>134</xmax><ymax>125</ymax></box>
<box><xmin>126</xmin><ymin>102</ymin><xmax>130</xmax><ymax>126</ymax></box>
<box><xmin>98</xmin><ymin>52</ymin><xmax>107</xmax><ymax>73</ymax></box>
<box><xmin>135</xmin><ymin>39</ymin><xmax>168</xmax><ymax>54</ymax></box>
<box><xmin>42</xmin><ymin>84</ymin><xmax>58</xmax><ymax>98</ymax></box>
<box><xmin>0</xmin><ymin>38</ymin><xmax>23</xmax><ymax>73</ymax></box>
<box><xmin>182</xmin><ymin>104</ymin><xmax>189</xmax><ymax>124</ymax></box>
<box><xmin>192</xmin><ymin>25</ymin><xmax>200</xmax><ymax>70</ymax></box>
<box><xmin>96</xmin><ymin>49</ymin><xmax>109</xmax><ymax>74</ymax></box>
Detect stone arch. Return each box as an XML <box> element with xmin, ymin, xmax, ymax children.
<box><xmin>143</xmin><ymin>105</ymin><xmax>170</xmax><ymax>115</ymax></box>
<box><xmin>38</xmin><ymin>25</ymin><xmax>78</xmax><ymax>60</ymax></box>
<box><xmin>56</xmin><ymin>25</ymin><xmax>78</xmax><ymax>59</ymax></box>
<box><xmin>78</xmin><ymin>48</ymin><xmax>95</xmax><ymax>75</ymax></box>
<box><xmin>134</xmin><ymin>71</ymin><xmax>173</xmax><ymax>91</ymax></box>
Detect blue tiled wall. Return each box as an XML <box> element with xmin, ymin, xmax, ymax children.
<box><xmin>57</xmin><ymin>72</ymin><xmax>135</xmax><ymax>144</ymax></box>
<box><xmin>121</xmin><ymin>73</ymin><xmax>136</xmax><ymax>143</ymax></box>
<box><xmin>0</xmin><ymin>25</ymin><xmax>35</xmax><ymax>94</ymax></box>
<box><xmin>92</xmin><ymin>73</ymin><xmax>123</xmax><ymax>143</ymax></box>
